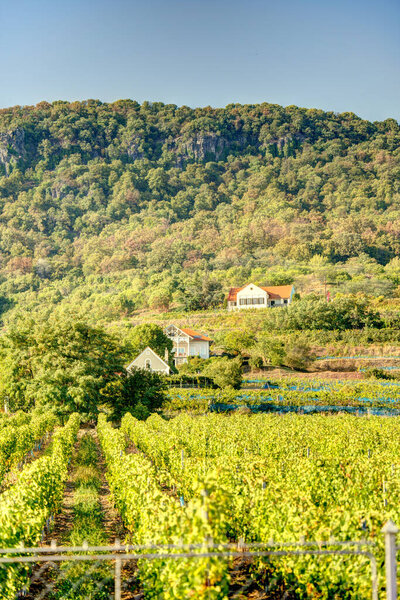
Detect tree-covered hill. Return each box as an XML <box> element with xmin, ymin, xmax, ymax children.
<box><xmin>0</xmin><ymin>99</ymin><xmax>399</xmax><ymax>323</ymax></box>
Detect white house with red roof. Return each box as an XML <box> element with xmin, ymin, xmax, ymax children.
<box><xmin>227</xmin><ymin>284</ymin><xmax>295</xmax><ymax>311</ymax></box>
<box><xmin>165</xmin><ymin>325</ymin><xmax>212</xmax><ymax>365</ymax></box>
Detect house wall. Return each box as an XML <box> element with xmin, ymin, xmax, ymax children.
<box><xmin>236</xmin><ymin>285</ymin><xmax>267</xmax><ymax>309</ymax></box>
<box><xmin>268</xmin><ymin>298</ymin><xmax>285</xmax><ymax>306</ymax></box>
<box><xmin>228</xmin><ymin>284</ymin><xmax>294</xmax><ymax>310</ymax></box>
<box><xmin>188</xmin><ymin>340</ymin><xmax>210</xmax><ymax>359</ymax></box>
<box><xmin>165</xmin><ymin>325</ymin><xmax>210</xmax><ymax>363</ymax></box>
<box><xmin>130</xmin><ymin>349</ymin><xmax>170</xmax><ymax>374</ymax></box>
<box><xmin>171</xmin><ymin>338</ymin><xmax>190</xmax><ymax>357</ymax></box>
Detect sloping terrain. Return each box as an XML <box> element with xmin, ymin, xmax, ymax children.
<box><xmin>0</xmin><ymin>100</ymin><xmax>399</xmax><ymax>323</ymax></box>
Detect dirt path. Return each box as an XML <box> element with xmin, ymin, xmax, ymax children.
<box><xmin>228</xmin><ymin>556</ymin><xmax>299</xmax><ymax>599</ymax></box>
<box><xmin>35</xmin><ymin>426</ymin><xmax>127</xmax><ymax>545</ymax></box>
<box><xmin>23</xmin><ymin>426</ymin><xmax>137</xmax><ymax>599</ymax></box>
<box><xmin>93</xmin><ymin>428</ymin><xmax>127</xmax><ymax>543</ymax></box>
<box><xmin>46</xmin><ymin>428</ymin><xmax>88</xmax><ymax>545</ymax></box>
<box><xmin>23</xmin><ymin>430</ymin><xmax>85</xmax><ymax>600</ymax></box>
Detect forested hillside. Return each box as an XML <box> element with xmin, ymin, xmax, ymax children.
<box><xmin>0</xmin><ymin>99</ymin><xmax>399</xmax><ymax>323</ymax></box>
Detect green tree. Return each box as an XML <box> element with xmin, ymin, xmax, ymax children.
<box><xmin>100</xmin><ymin>368</ymin><xmax>166</xmax><ymax>421</ymax></box>
<box><xmin>384</xmin><ymin>258</ymin><xmax>400</xmax><ymax>285</ymax></box>
<box><xmin>203</xmin><ymin>357</ymin><xmax>243</xmax><ymax>389</ymax></box>
<box><xmin>281</xmin><ymin>295</ymin><xmax>383</xmax><ymax>331</ymax></box>
<box><xmin>284</xmin><ymin>340</ymin><xmax>314</xmax><ymax>370</ymax></box>
<box><xmin>0</xmin><ymin>316</ymin><xmax>127</xmax><ymax>418</ymax></box>
<box><xmin>215</xmin><ymin>330</ymin><xmax>255</xmax><ymax>355</ymax></box>
<box><xmin>179</xmin><ymin>275</ymin><xmax>224</xmax><ymax>311</ymax></box>
<box><xmin>128</xmin><ymin>323</ymin><xmax>173</xmax><ymax>360</ymax></box>
<box><xmin>253</xmin><ymin>336</ymin><xmax>286</xmax><ymax>367</ymax></box>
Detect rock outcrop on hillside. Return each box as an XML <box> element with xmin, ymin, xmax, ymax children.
<box><xmin>0</xmin><ymin>128</ymin><xmax>26</xmax><ymax>175</ymax></box>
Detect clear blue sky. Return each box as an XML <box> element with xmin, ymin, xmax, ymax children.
<box><xmin>0</xmin><ymin>0</ymin><xmax>399</xmax><ymax>122</ymax></box>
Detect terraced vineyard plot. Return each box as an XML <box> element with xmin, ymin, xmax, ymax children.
<box><xmin>165</xmin><ymin>378</ymin><xmax>400</xmax><ymax>415</ymax></box>
<box><xmin>2</xmin><ymin>406</ymin><xmax>399</xmax><ymax>599</ymax></box>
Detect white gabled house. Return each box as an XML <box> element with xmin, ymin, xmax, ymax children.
<box><xmin>126</xmin><ymin>346</ymin><xmax>171</xmax><ymax>375</ymax></box>
<box><xmin>227</xmin><ymin>284</ymin><xmax>295</xmax><ymax>311</ymax></box>
<box><xmin>165</xmin><ymin>325</ymin><xmax>212</xmax><ymax>366</ymax></box>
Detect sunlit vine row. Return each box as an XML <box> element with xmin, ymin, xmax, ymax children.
<box><xmin>0</xmin><ymin>410</ymin><xmax>57</xmax><ymax>482</ymax></box>
<box><xmin>0</xmin><ymin>413</ymin><xmax>80</xmax><ymax>599</ymax></box>
<box><xmin>121</xmin><ymin>411</ymin><xmax>400</xmax><ymax>598</ymax></box>
<box><xmin>97</xmin><ymin>414</ymin><xmax>232</xmax><ymax>600</ymax></box>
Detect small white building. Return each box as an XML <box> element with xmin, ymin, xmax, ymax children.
<box><xmin>126</xmin><ymin>347</ymin><xmax>171</xmax><ymax>375</ymax></box>
<box><xmin>165</xmin><ymin>325</ymin><xmax>212</xmax><ymax>366</ymax></box>
<box><xmin>227</xmin><ymin>284</ymin><xmax>295</xmax><ymax>311</ymax></box>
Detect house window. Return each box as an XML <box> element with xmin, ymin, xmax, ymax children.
<box><xmin>239</xmin><ymin>297</ymin><xmax>265</xmax><ymax>306</ymax></box>
<box><xmin>270</xmin><ymin>300</ymin><xmax>275</xmax><ymax>306</ymax></box>
<box><xmin>284</xmin><ymin>299</ymin><xmax>288</xmax><ymax>304</ymax></box>
<box><xmin>178</xmin><ymin>347</ymin><xmax>185</xmax><ymax>355</ymax></box>
<box><xmin>145</xmin><ymin>359</ymin><xmax>151</xmax><ymax>369</ymax></box>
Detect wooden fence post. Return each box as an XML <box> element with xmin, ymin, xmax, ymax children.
<box><xmin>383</xmin><ymin>520</ymin><xmax>398</xmax><ymax>600</ymax></box>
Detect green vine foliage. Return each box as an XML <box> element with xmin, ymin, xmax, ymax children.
<box><xmin>98</xmin><ymin>414</ymin><xmax>231</xmax><ymax>600</ymax></box>
<box><xmin>0</xmin><ymin>409</ymin><xmax>57</xmax><ymax>481</ymax></box>
<box><xmin>0</xmin><ymin>413</ymin><xmax>80</xmax><ymax>598</ymax></box>
<box><xmin>118</xmin><ymin>411</ymin><xmax>399</xmax><ymax>599</ymax></box>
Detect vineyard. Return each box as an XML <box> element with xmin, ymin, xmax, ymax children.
<box><xmin>2</xmin><ymin>401</ymin><xmax>400</xmax><ymax>598</ymax></box>
<box><xmin>0</xmin><ymin>413</ymin><xmax>80</xmax><ymax>597</ymax></box>
<box><xmin>165</xmin><ymin>378</ymin><xmax>400</xmax><ymax>415</ymax></box>
<box><xmin>0</xmin><ymin>409</ymin><xmax>57</xmax><ymax>486</ymax></box>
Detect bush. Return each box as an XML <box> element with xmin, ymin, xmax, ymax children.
<box><xmin>284</xmin><ymin>341</ymin><xmax>314</xmax><ymax>371</ymax></box>
<box><xmin>213</xmin><ymin>331</ymin><xmax>255</xmax><ymax>355</ymax></box>
<box><xmin>101</xmin><ymin>368</ymin><xmax>166</xmax><ymax>420</ymax></box>
<box><xmin>165</xmin><ymin>373</ymin><xmax>217</xmax><ymax>388</ymax></box>
<box><xmin>263</xmin><ymin>294</ymin><xmax>384</xmax><ymax>332</ymax></box>
<box><xmin>178</xmin><ymin>357</ymin><xmax>212</xmax><ymax>374</ymax></box>
<box><xmin>364</xmin><ymin>368</ymin><xmax>398</xmax><ymax>381</ymax></box>
<box><xmin>251</xmin><ymin>337</ymin><xmax>286</xmax><ymax>367</ymax></box>
<box><xmin>203</xmin><ymin>357</ymin><xmax>243</xmax><ymax>389</ymax></box>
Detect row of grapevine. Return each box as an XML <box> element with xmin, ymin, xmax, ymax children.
<box><xmin>166</xmin><ymin>377</ymin><xmax>400</xmax><ymax>413</ymax></box>
<box><xmin>0</xmin><ymin>411</ymin><xmax>31</xmax><ymax>430</ymax></box>
<box><xmin>0</xmin><ymin>413</ymin><xmax>80</xmax><ymax>599</ymax></box>
<box><xmin>121</xmin><ymin>411</ymin><xmax>400</xmax><ymax>598</ymax></box>
<box><xmin>0</xmin><ymin>409</ymin><xmax>58</xmax><ymax>482</ymax></box>
<box><xmin>97</xmin><ymin>414</ymin><xmax>232</xmax><ymax>600</ymax></box>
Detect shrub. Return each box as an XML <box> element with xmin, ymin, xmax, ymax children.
<box><xmin>203</xmin><ymin>357</ymin><xmax>243</xmax><ymax>389</ymax></box>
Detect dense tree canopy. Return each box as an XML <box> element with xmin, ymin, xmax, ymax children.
<box><xmin>0</xmin><ymin>316</ymin><xmax>167</xmax><ymax>419</ymax></box>
<box><xmin>127</xmin><ymin>323</ymin><xmax>173</xmax><ymax>360</ymax></box>
<box><xmin>0</xmin><ymin>99</ymin><xmax>398</xmax><ymax>322</ymax></box>
<box><xmin>0</xmin><ymin>317</ymin><xmax>128</xmax><ymax>416</ymax></box>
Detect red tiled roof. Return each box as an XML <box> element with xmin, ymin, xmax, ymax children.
<box><xmin>227</xmin><ymin>287</ymin><xmax>242</xmax><ymax>302</ymax></box>
<box><xmin>180</xmin><ymin>327</ymin><xmax>212</xmax><ymax>342</ymax></box>
<box><xmin>227</xmin><ymin>284</ymin><xmax>293</xmax><ymax>302</ymax></box>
